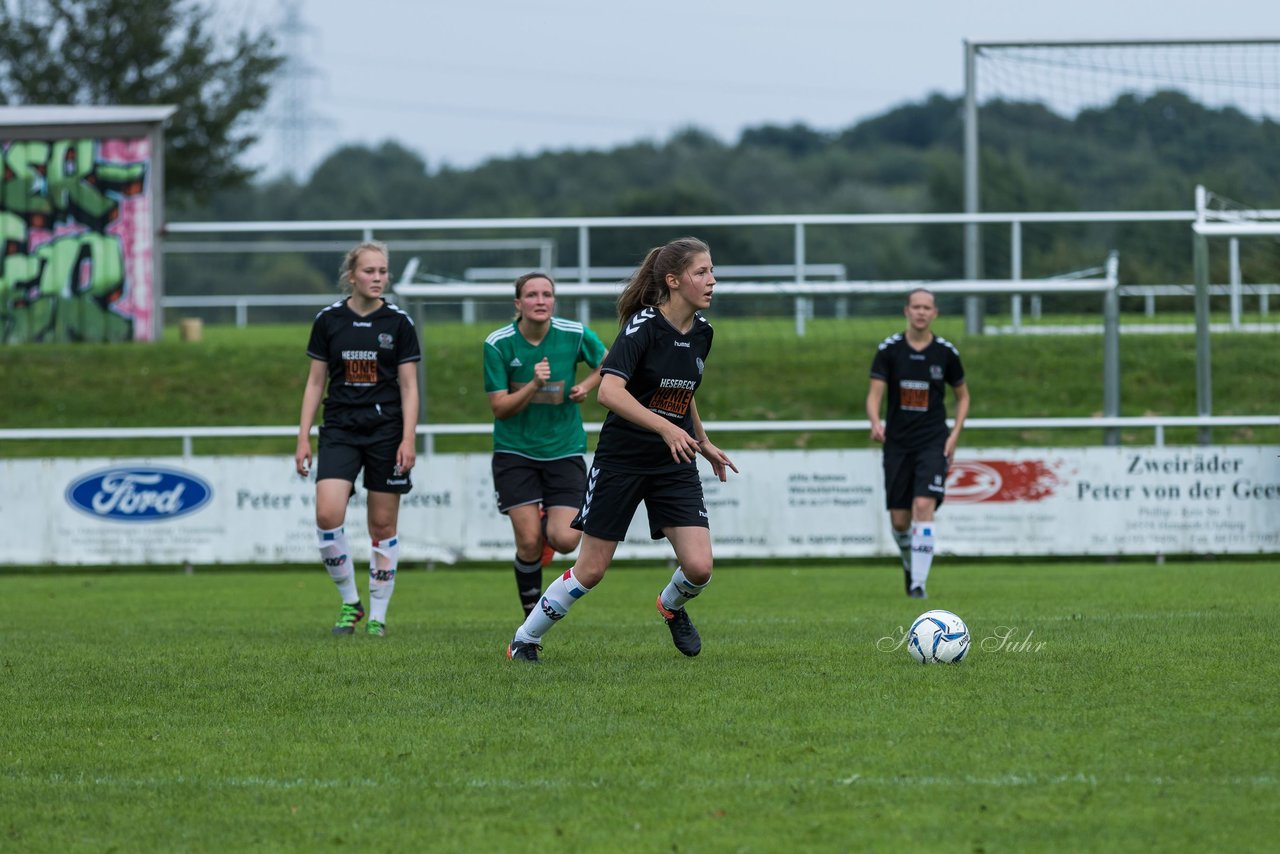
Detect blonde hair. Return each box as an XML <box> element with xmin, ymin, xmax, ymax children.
<box><xmin>615</xmin><ymin>237</ymin><xmax>710</xmax><ymax>326</ymax></box>
<box><xmin>338</xmin><ymin>241</ymin><xmax>389</xmax><ymax>293</ymax></box>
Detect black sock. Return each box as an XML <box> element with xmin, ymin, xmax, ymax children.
<box><xmin>513</xmin><ymin>556</ymin><xmax>542</xmax><ymax>616</ymax></box>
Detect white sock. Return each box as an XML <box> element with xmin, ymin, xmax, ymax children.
<box><xmin>318</xmin><ymin>526</ymin><xmax>358</xmax><ymax>603</ymax></box>
<box><xmin>910</xmin><ymin>522</ymin><xmax>936</xmax><ymax>589</ymax></box>
<box><xmin>368</xmin><ymin>534</ymin><xmax>399</xmax><ymax>623</ymax></box>
<box><xmin>515</xmin><ymin>567</ymin><xmax>590</xmax><ymax>643</ymax></box>
<box><xmin>892</xmin><ymin>528</ymin><xmax>912</xmax><ymax>570</ymax></box>
<box><xmin>659</xmin><ymin>566</ymin><xmax>708</xmax><ymax>612</ymax></box>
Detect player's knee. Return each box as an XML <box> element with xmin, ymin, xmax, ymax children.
<box><xmin>368</xmin><ymin>520</ymin><xmax>397</xmax><ymax>541</ymax></box>
<box><xmin>514</xmin><ymin>529</ymin><xmax>541</xmax><ymax>554</ymax></box>
<box><xmin>572</xmin><ymin>562</ymin><xmax>607</xmax><ymax>588</ymax></box>
<box><xmin>315</xmin><ymin>511</ymin><xmax>345</xmax><ymax>531</ymax></box>
<box><xmin>547</xmin><ymin>527</ymin><xmax>581</xmax><ymax>555</ymax></box>
<box><xmin>681</xmin><ymin>559</ymin><xmax>713</xmax><ymax>585</ymax></box>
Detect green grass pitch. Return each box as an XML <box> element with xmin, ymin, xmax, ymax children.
<box><xmin>4</xmin><ymin>560</ymin><xmax>1277</xmax><ymax>851</ymax></box>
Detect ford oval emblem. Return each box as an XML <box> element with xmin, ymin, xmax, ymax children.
<box><xmin>65</xmin><ymin>467</ymin><xmax>213</xmax><ymax>523</ymax></box>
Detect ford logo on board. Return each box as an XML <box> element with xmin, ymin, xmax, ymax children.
<box><xmin>66</xmin><ymin>467</ymin><xmax>213</xmax><ymax>522</ymax></box>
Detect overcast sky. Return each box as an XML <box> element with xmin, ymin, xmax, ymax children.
<box><xmin>207</xmin><ymin>0</ymin><xmax>1280</xmax><ymax>179</ymax></box>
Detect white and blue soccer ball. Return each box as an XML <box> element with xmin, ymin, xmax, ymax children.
<box><xmin>907</xmin><ymin>609</ymin><xmax>970</xmax><ymax>664</ymax></box>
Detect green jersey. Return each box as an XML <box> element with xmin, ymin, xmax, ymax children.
<box><xmin>483</xmin><ymin>318</ymin><xmax>607</xmax><ymax>459</ymax></box>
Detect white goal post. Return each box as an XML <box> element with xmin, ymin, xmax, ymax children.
<box><xmin>1191</xmin><ymin>184</ymin><xmax>1280</xmax><ymax>440</ymax></box>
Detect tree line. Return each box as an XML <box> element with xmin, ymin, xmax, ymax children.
<box><xmin>177</xmin><ymin>90</ymin><xmax>1280</xmax><ymax>303</ymax></box>
<box><xmin>3</xmin><ymin>1</ymin><xmax>1275</xmax><ymax>303</ymax></box>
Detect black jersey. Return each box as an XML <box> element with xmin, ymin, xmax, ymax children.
<box><xmin>306</xmin><ymin>298</ymin><xmax>421</xmax><ymax>410</ymax></box>
<box><xmin>869</xmin><ymin>332</ymin><xmax>965</xmax><ymax>451</ymax></box>
<box><xmin>593</xmin><ymin>308</ymin><xmax>714</xmax><ymax>474</ymax></box>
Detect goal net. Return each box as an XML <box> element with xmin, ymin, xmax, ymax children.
<box><xmin>965</xmin><ymin>38</ymin><xmax>1280</xmax><ymax>317</ymax></box>
<box><xmin>972</xmin><ymin>39</ymin><xmax>1280</xmax><ymax>123</ymax></box>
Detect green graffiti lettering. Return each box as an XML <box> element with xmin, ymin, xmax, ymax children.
<box><xmin>1</xmin><ymin>141</ymin><xmax>53</xmax><ymax>221</ymax></box>
<box><xmin>1</xmin><ymin>137</ymin><xmax>148</xmax><ymax>342</ymax></box>
<box><xmin>49</xmin><ymin>140</ymin><xmax>118</xmax><ymax>230</ymax></box>
<box><xmin>0</xmin><ymin>211</ymin><xmax>40</xmax><ymax>303</ymax></box>
<box><xmin>37</xmin><ymin>232</ymin><xmax>125</xmax><ymax>301</ymax></box>
<box><xmin>94</xmin><ymin>161</ymin><xmax>148</xmax><ymax>198</ymax></box>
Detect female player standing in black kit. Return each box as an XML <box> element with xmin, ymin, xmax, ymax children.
<box><xmin>296</xmin><ymin>241</ymin><xmax>421</xmax><ymax>637</ymax></box>
<box><xmin>506</xmin><ymin>236</ymin><xmax>738</xmax><ymax>663</ymax></box>
<box><xmin>865</xmin><ymin>287</ymin><xmax>968</xmax><ymax>599</ymax></box>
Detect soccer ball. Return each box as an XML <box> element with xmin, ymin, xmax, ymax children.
<box><xmin>907</xmin><ymin>609</ymin><xmax>970</xmax><ymax>664</ymax></box>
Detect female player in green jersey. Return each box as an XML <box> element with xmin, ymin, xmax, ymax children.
<box><xmin>483</xmin><ymin>272</ymin><xmax>608</xmax><ymax>616</ymax></box>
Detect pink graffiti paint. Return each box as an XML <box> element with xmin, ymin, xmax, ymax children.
<box><xmin>99</xmin><ymin>137</ymin><xmax>154</xmax><ymax>339</ymax></box>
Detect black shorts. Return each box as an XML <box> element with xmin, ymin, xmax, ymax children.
<box><xmin>883</xmin><ymin>445</ymin><xmax>947</xmax><ymax>510</ymax></box>
<box><xmin>572</xmin><ymin>465</ymin><xmax>708</xmax><ymax>542</ymax></box>
<box><xmin>491</xmin><ymin>453</ymin><xmax>587</xmax><ymax>514</ymax></box>
<box><xmin>316</xmin><ymin>408</ymin><xmax>412</xmax><ymax>495</ymax></box>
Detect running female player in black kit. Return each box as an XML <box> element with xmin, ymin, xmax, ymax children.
<box><xmin>506</xmin><ymin>237</ymin><xmax>738</xmax><ymax>663</ymax></box>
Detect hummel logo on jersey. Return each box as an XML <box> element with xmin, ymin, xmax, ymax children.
<box><xmin>353</xmin><ymin>321</ymin><xmax>372</xmax><ymax>327</ymax></box>
<box><xmin>625</xmin><ymin>307</ymin><xmax>657</xmax><ymax>336</ymax></box>
<box><xmin>510</xmin><ymin>357</ymin><xmax>523</xmax><ymax>367</ymax></box>
<box><xmin>674</xmin><ymin>340</ymin><xmax>690</xmax><ymax>348</ymax></box>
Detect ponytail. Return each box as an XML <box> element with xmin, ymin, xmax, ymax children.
<box><xmin>616</xmin><ymin>247</ymin><xmax>665</xmax><ymax>325</ymax></box>
<box><xmin>615</xmin><ymin>237</ymin><xmax>710</xmax><ymax>326</ymax></box>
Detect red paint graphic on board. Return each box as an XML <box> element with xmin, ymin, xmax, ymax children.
<box><xmin>946</xmin><ymin>460</ymin><xmax>1064</xmax><ymax>503</ymax></box>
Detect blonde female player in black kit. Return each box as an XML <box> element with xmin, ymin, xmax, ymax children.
<box><xmin>865</xmin><ymin>287</ymin><xmax>969</xmax><ymax>599</ymax></box>
<box><xmin>506</xmin><ymin>236</ymin><xmax>738</xmax><ymax>663</ymax></box>
<box><xmin>295</xmin><ymin>241</ymin><xmax>421</xmax><ymax>637</ymax></box>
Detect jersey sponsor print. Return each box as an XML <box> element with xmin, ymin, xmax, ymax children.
<box><xmin>306</xmin><ymin>299</ymin><xmax>421</xmax><ymax>409</ymax></box>
<box><xmin>593</xmin><ymin>310</ymin><xmax>713</xmax><ymax>474</ymax></box>
<box><xmin>869</xmin><ymin>332</ymin><xmax>965</xmax><ymax>451</ymax></box>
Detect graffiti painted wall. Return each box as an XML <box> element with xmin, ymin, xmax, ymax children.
<box><xmin>1</xmin><ymin>137</ymin><xmax>153</xmax><ymax>342</ymax></box>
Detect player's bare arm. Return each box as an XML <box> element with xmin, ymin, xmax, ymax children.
<box><xmin>945</xmin><ymin>381</ymin><xmax>970</xmax><ymax>462</ymax></box>
<box><xmin>295</xmin><ymin>358</ymin><xmax>328</xmax><ymax>476</ymax></box>
<box><xmin>396</xmin><ymin>361</ymin><xmax>419</xmax><ymax>474</ymax></box>
<box><xmin>690</xmin><ymin>398</ymin><xmax>738</xmax><ymax>482</ymax></box>
<box><xmin>488</xmin><ymin>357</ymin><xmax>550</xmax><ymax>420</ymax></box>
<box><xmin>568</xmin><ymin>351</ymin><xmax>607</xmax><ymax>402</ymax></box>
<box><xmin>866</xmin><ymin>378</ymin><xmax>888</xmax><ymax>443</ymax></box>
